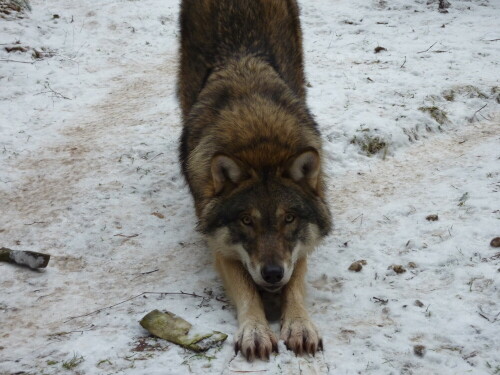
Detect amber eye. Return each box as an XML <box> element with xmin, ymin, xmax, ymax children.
<box><xmin>241</xmin><ymin>215</ymin><xmax>252</xmax><ymax>226</ymax></box>
<box><xmin>284</xmin><ymin>213</ymin><xmax>295</xmax><ymax>223</ymax></box>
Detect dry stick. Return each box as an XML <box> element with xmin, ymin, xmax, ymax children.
<box><xmin>132</xmin><ymin>268</ymin><xmax>160</xmax><ymax>280</ymax></box>
<box><xmin>227</xmin><ymin>370</ymin><xmax>268</xmax><ymax>373</ymax></box>
<box><xmin>114</xmin><ymin>233</ymin><xmax>139</xmax><ymax>238</ymax></box>
<box><xmin>400</xmin><ymin>56</ymin><xmax>407</xmax><ymax>68</ymax></box>
<box><xmin>351</xmin><ymin>213</ymin><xmax>363</xmax><ymax>223</ymax></box>
<box><xmin>472</xmin><ymin>104</ymin><xmax>488</xmax><ymax>120</ymax></box>
<box><xmin>148</xmin><ymin>152</ymin><xmax>164</xmax><ymax>162</ymax></box>
<box><xmin>373</xmin><ymin>296</ymin><xmax>388</xmax><ymax>304</ymax></box>
<box><xmin>477</xmin><ymin>306</ymin><xmax>500</xmax><ymax>323</ymax></box>
<box><xmin>0</xmin><ymin>58</ymin><xmax>35</xmax><ymax>64</ymax></box>
<box><xmin>45</xmin><ymin>83</ymin><xmax>71</xmax><ymax>100</ymax></box>
<box><xmin>64</xmin><ymin>291</ymin><xmax>204</xmax><ymax>323</ymax></box>
<box><xmin>49</xmin><ymin>326</ymin><xmax>96</xmax><ymax>337</ymax></box>
<box><xmin>417</xmin><ymin>41</ymin><xmax>437</xmax><ymax>54</ymax></box>
<box><xmin>140</xmin><ymin>268</ymin><xmax>159</xmax><ymax>275</ymax></box>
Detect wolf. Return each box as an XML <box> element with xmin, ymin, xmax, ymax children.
<box><xmin>178</xmin><ymin>0</ymin><xmax>332</xmax><ymax>361</ymax></box>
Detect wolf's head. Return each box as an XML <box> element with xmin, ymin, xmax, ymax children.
<box><xmin>200</xmin><ymin>149</ymin><xmax>332</xmax><ymax>292</ymax></box>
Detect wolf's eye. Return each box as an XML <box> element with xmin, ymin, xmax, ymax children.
<box><xmin>241</xmin><ymin>215</ymin><xmax>253</xmax><ymax>226</ymax></box>
<box><xmin>284</xmin><ymin>213</ymin><xmax>295</xmax><ymax>223</ymax></box>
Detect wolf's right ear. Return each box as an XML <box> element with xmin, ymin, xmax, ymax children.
<box><xmin>285</xmin><ymin>148</ymin><xmax>321</xmax><ymax>192</ymax></box>
<box><xmin>211</xmin><ymin>154</ymin><xmax>244</xmax><ymax>194</ymax></box>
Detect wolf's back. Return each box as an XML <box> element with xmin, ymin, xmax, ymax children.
<box><xmin>178</xmin><ymin>0</ymin><xmax>306</xmax><ymax>118</ymax></box>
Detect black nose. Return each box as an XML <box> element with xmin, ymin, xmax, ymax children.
<box><xmin>261</xmin><ymin>265</ymin><xmax>284</xmax><ymax>284</ymax></box>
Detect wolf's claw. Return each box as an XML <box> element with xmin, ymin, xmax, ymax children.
<box><xmin>234</xmin><ymin>320</ymin><xmax>278</xmax><ymax>361</ymax></box>
<box><xmin>281</xmin><ymin>317</ymin><xmax>322</xmax><ymax>356</ymax></box>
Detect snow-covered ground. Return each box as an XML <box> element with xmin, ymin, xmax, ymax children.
<box><xmin>0</xmin><ymin>0</ymin><xmax>498</xmax><ymax>374</ymax></box>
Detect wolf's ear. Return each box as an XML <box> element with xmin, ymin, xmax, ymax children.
<box><xmin>286</xmin><ymin>148</ymin><xmax>321</xmax><ymax>192</ymax></box>
<box><xmin>211</xmin><ymin>154</ymin><xmax>245</xmax><ymax>194</ymax></box>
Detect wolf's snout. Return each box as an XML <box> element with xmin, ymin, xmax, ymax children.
<box><xmin>261</xmin><ymin>264</ymin><xmax>284</xmax><ymax>284</ymax></box>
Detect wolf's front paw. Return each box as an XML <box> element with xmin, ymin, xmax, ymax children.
<box><xmin>281</xmin><ymin>317</ymin><xmax>323</xmax><ymax>356</ymax></box>
<box><xmin>234</xmin><ymin>320</ymin><xmax>278</xmax><ymax>361</ymax></box>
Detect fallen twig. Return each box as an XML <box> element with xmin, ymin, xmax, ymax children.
<box><xmin>400</xmin><ymin>56</ymin><xmax>406</xmax><ymax>68</ymax></box>
<box><xmin>132</xmin><ymin>268</ymin><xmax>160</xmax><ymax>280</ymax></box>
<box><xmin>372</xmin><ymin>296</ymin><xmax>388</xmax><ymax>305</ymax></box>
<box><xmin>477</xmin><ymin>306</ymin><xmax>500</xmax><ymax>323</ymax></box>
<box><xmin>469</xmin><ymin>104</ymin><xmax>488</xmax><ymax>122</ymax></box>
<box><xmin>227</xmin><ymin>370</ymin><xmax>268</xmax><ymax>373</ymax></box>
<box><xmin>114</xmin><ymin>233</ymin><xmax>139</xmax><ymax>238</ymax></box>
<box><xmin>417</xmin><ymin>42</ymin><xmax>437</xmax><ymax>54</ymax></box>
<box><xmin>140</xmin><ymin>268</ymin><xmax>159</xmax><ymax>275</ymax></box>
<box><xmin>48</xmin><ymin>325</ymin><xmax>96</xmax><ymax>338</ymax></box>
<box><xmin>64</xmin><ymin>291</ymin><xmax>205</xmax><ymax>322</ymax></box>
<box><xmin>147</xmin><ymin>152</ymin><xmax>164</xmax><ymax>162</ymax></box>
<box><xmin>0</xmin><ymin>58</ymin><xmax>35</xmax><ymax>64</ymax></box>
<box><xmin>45</xmin><ymin>83</ymin><xmax>71</xmax><ymax>100</ymax></box>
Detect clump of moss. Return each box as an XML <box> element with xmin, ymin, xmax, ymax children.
<box><xmin>62</xmin><ymin>354</ymin><xmax>84</xmax><ymax>370</ymax></box>
<box><xmin>442</xmin><ymin>89</ymin><xmax>455</xmax><ymax>102</ymax></box>
<box><xmin>442</xmin><ymin>85</ymin><xmax>488</xmax><ymax>101</ymax></box>
<box><xmin>458</xmin><ymin>85</ymin><xmax>488</xmax><ymax>99</ymax></box>
<box><xmin>419</xmin><ymin>106</ymin><xmax>449</xmax><ymax>125</ymax></box>
<box><xmin>351</xmin><ymin>134</ymin><xmax>388</xmax><ymax>156</ymax></box>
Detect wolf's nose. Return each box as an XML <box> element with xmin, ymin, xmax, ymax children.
<box><xmin>261</xmin><ymin>265</ymin><xmax>284</xmax><ymax>284</ymax></box>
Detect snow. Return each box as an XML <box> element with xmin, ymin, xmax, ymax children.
<box><xmin>0</xmin><ymin>0</ymin><xmax>498</xmax><ymax>374</ymax></box>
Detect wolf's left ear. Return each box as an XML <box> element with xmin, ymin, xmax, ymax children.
<box><xmin>285</xmin><ymin>148</ymin><xmax>321</xmax><ymax>192</ymax></box>
<box><xmin>211</xmin><ymin>154</ymin><xmax>245</xmax><ymax>194</ymax></box>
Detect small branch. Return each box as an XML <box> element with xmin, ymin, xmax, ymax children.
<box><xmin>64</xmin><ymin>291</ymin><xmax>205</xmax><ymax>322</ymax></box>
<box><xmin>132</xmin><ymin>268</ymin><xmax>160</xmax><ymax>280</ymax></box>
<box><xmin>114</xmin><ymin>233</ymin><xmax>139</xmax><ymax>238</ymax></box>
<box><xmin>48</xmin><ymin>325</ymin><xmax>96</xmax><ymax>338</ymax></box>
<box><xmin>477</xmin><ymin>306</ymin><xmax>500</xmax><ymax>323</ymax></box>
<box><xmin>417</xmin><ymin>42</ymin><xmax>437</xmax><ymax>54</ymax></box>
<box><xmin>227</xmin><ymin>370</ymin><xmax>268</xmax><ymax>373</ymax></box>
<box><xmin>372</xmin><ymin>296</ymin><xmax>388</xmax><ymax>304</ymax></box>
<box><xmin>24</xmin><ymin>221</ymin><xmax>46</xmax><ymax>226</ymax></box>
<box><xmin>469</xmin><ymin>104</ymin><xmax>488</xmax><ymax>122</ymax></box>
<box><xmin>0</xmin><ymin>58</ymin><xmax>35</xmax><ymax>64</ymax></box>
<box><xmin>400</xmin><ymin>56</ymin><xmax>406</xmax><ymax>68</ymax></box>
<box><xmin>147</xmin><ymin>153</ymin><xmax>164</xmax><ymax>162</ymax></box>
<box><xmin>473</xmin><ymin>104</ymin><xmax>487</xmax><ymax>117</ymax></box>
<box><xmin>45</xmin><ymin>83</ymin><xmax>71</xmax><ymax>100</ymax></box>
<box><xmin>351</xmin><ymin>213</ymin><xmax>363</xmax><ymax>223</ymax></box>
<box><xmin>140</xmin><ymin>268</ymin><xmax>159</xmax><ymax>275</ymax></box>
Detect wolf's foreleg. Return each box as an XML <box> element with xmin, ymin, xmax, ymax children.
<box><xmin>280</xmin><ymin>257</ymin><xmax>323</xmax><ymax>355</ymax></box>
<box><xmin>215</xmin><ymin>253</ymin><xmax>278</xmax><ymax>360</ymax></box>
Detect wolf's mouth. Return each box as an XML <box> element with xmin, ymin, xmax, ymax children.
<box><xmin>261</xmin><ymin>285</ymin><xmax>283</xmax><ymax>293</ymax></box>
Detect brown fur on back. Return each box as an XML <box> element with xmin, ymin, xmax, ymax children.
<box><xmin>178</xmin><ymin>0</ymin><xmax>305</xmax><ymax>118</ymax></box>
